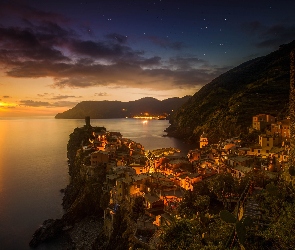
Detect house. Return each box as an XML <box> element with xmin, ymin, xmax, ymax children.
<box><xmin>176</xmin><ymin>172</ymin><xmax>202</xmax><ymax>191</ymax></box>
<box><xmin>91</xmin><ymin>150</ymin><xmax>109</xmax><ymax>166</ymax></box>
<box><xmin>187</xmin><ymin>149</ymin><xmax>201</xmax><ymax>162</ymax></box>
<box><xmin>271</xmin><ymin>118</ymin><xmax>290</xmax><ymax>138</ymax></box>
<box><xmin>130</xmin><ymin>163</ymin><xmax>147</xmax><ymax>174</ymax></box>
<box><xmin>144</xmin><ymin>193</ymin><xmax>164</xmax><ymax>210</ymax></box>
<box><xmin>200</xmin><ymin>132</ymin><xmax>209</xmax><ymax>148</ymax></box>
<box><xmin>227</xmin><ymin>155</ymin><xmax>253</xmax><ymax>178</ymax></box>
<box><xmin>252</xmin><ymin>114</ymin><xmax>275</xmax><ymax>131</ymax></box>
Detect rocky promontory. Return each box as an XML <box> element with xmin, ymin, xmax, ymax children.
<box><xmin>29</xmin><ymin>118</ymin><xmax>190</xmax><ymax>250</ymax></box>
<box><xmin>30</xmin><ymin>122</ymin><xmax>107</xmax><ymax>248</ymax></box>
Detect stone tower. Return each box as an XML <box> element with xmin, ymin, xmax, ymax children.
<box><xmin>85</xmin><ymin>116</ymin><xmax>91</xmax><ymax>127</ymax></box>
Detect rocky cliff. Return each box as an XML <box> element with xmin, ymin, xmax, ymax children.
<box><xmin>29</xmin><ymin>124</ymin><xmax>107</xmax><ymax>248</ymax></box>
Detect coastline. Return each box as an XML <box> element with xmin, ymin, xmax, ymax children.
<box><xmin>30</xmin><ymin>124</ymin><xmax>107</xmax><ymax>248</ymax></box>
<box><xmin>29</xmin><ymin>119</ymin><xmax>194</xmax><ymax>249</ymax></box>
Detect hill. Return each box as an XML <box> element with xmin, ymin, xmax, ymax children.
<box><xmin>55</xmin><ymin>96</ymin><xmax>191</xmax><ymax>119</ymax></box>
<box><xmin>166</xmin><ymin>41</ymin><xmax>295</xmax><ymax>142</ymax></box>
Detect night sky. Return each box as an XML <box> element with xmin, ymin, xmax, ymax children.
<box><xmin>1</xmin><ymin>0</ymin><xmax>295</xmax><ymax>116</ymax></box>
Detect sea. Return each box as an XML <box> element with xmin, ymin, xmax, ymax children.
<box><xmin>0</xmin><ymin>117</ymin><xmax>196</xmax><ymax>250</ymax></box>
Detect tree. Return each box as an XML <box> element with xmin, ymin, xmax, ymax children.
<box><xmin>177</xmin><ymin>190</ymin><xmax>210</xmax><ymax>218</ymax></box>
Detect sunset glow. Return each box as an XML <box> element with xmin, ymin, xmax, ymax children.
<box><xmin>0</xmin><ymin>1</ymin><xmax>294</xmax><ymax>117</ymax></box>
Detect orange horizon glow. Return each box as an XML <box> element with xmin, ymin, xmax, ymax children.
<box><xmin>0</xmin><ymin>105</ymin><xmax>68</xmax><ymax>117</ymax></box>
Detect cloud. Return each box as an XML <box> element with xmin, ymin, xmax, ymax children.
<box><xmin>140</xmin><ymin>56</ymin><xmax>162</xmax><ymax>67</ymax></box>
<box><xmin>105</xmin><ymin>33</ymin><xmax>128</xmax><ymax>44</ymax></box>
<box><xmin>147</xmin><ymin>36</ymin><xmax>186</xmax><ymax>50</ymax></box>
<box><xmin>256</xmin><ymin>24</ymin><xmax>295</xmax><ymax>48</ymax></box>
<box><xmin>0</xmin><ymin>4</ymin><xmax>227</xmax><ymax>93</ymax></box>
<box><xmin>68</xmin><ymin>39</ymin><xmax>144</xmax><ymax>62</ymax></box>
<box><xmin>241</xmin><ymin>21</ymin><xmax>264</xmax><ymax>35</ymax></box>
<box><xmin>168</xmin><ymin>57</ymin><xmax>207</xmax><ymax>70</ymax></box>
<box><xmin>50</xmin><ymin>101</ymin><xmax>78</xmax><ymax>107</ymax></box>
<box><xmin>0</xmin><ymin>26</ymin><xmax>71</xmax><ymax>64</ymax></box>
<box><xmin>0</xmin><ymin>2</ymin><xmax>69</xmax><ymax>24</ymax></box>
<box><xmin>5</xmin><ymin>56</ymin><xmax>225</xmax><ymax>91</ymax></box>
<box><xmin>95</xmin><ymin>92</ymin><xmax>108</xmax><ymax>96</ymax></box>
<box><xmin>19</xmin><ymin>100</ymin><xmax>52</xmax><ymax>107</ymax></box>
<box><xmin>19</xmin><ymin>99</ymin><xmax>77</xmax><ymax>108</ymax></box>
<box><xmin>37</xmin><ymin>93</ymin><xmax>53</xmax><ymax>97</ymax></box>
<box><xmin>2</xmin><ymin>95</ymin><xmax>11</xmax><ymax>98</ymax></box>
<box><xmin>50</xmin><ymin>95</ymin><xmax>78</xmax><ymax>100</ymax></box>
<box><xmin>242</xmin><ymin>21</ymin><xmax>295</xmax><ymax>49</ymax></box>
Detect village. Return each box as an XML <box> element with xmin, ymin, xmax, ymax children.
<box><xmin>77</xmin><ymin>114</ymin><xmax>290</xmax><ymax>247</ymax></box>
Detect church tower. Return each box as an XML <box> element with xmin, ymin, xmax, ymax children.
<box><xmin>200</xmin><ymin>132</ymin><xmax>208</xmax><ymax>148</ymax></box>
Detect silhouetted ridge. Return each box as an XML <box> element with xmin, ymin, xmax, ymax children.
<box><xmin>166</xmin><ymin>40</ymin><xmax>295</xmax><ymax>142</ymax></box>
<box><xmin>55</xmin><ymin>96</ymin><xmax>191</xmax><ymax>119</ymax></box>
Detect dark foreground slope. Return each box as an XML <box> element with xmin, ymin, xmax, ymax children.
<box><xmin>166</xmin><ymin>41</ymin><xmax>295</xmax><ymax>142</ymax></box>
<box><xmin>55</xmin><ymin>96</ymin><xmax>191</xmax><ymax>119</ymax></box>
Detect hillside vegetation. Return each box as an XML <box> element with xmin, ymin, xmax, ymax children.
<box><xmin>55</xmin><ymin>96</ymin><xmax>190</xmax><ymax>119</ymax></box>
<box><xmin>166</xmin><ymin>41</ymin><xmax>295</xmax><ymax>142</ymax></box>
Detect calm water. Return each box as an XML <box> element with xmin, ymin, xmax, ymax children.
<box><xmin>0</xmin><ymin>117</ymin><xmax>195</xmax><ymax>249</ymax></box>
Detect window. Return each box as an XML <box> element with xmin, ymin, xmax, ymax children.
<box><xmin>258</xmin><ymin>150</ymin><xmax>260</xmax><ymax>153</ymax></box>
<box><xmin>266</xmin><ymin>150</ymin><xmax>269</xmax><ymax>153</ymax></box>
<box><xmin>267</xmin><ymin>143</ymin><xmax>269</xmax><ymax>147</ymax></box>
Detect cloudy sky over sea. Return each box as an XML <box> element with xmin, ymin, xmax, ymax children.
<box><xmin>1</xmin><ymin>0</ymin><xmax>295</xmax><ymax>116</ymax></box>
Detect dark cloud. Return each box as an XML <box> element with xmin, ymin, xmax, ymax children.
<box><xmin>257</xmin><ymin>24</ymin><xmax>295</xmax><ymax>48</ymax></box>
<box><xmin>68</xmin><ymin>39</ymin><xmax>143</xmax><ymax>61</ymax></box>
<box><xmin>168</xmin><ymin>57</ymin><xmax>207</xmax><ymax>70</ymax></box>
<box><xmin>37</xmin><ymin>93</ymin><xmax>52</xmax><ymax>97</ymax></box>
<box><xmin>30</xmin><ymin>21</ymin><xmax>76</xmax><ymax>42</ymax></box>
<box><xmin>19</xmin><ymin>100</ymin><xmax>52</xmax><ymax>107</ymax></box>
<box><xmin>2</xmin><ymin>95</ymin><xmax>11</xmax><ymax>98</ymax></box>
<box><xmin>0</xmin><ymin>2</ymin><xmax>69</xmax><ymax>23</ymax></box>
<box><xmin>50</xmin><ymin>95</ymin><xmax>78</xmax><ymax>100</ymax></box>
<box><xmin>0</xmin><ymin>26</ymin><xmax>70</xmax><ymax>64</ymax></box>
<box><xmin>76</xmin><ymin>58</ymin><xmax>95</xmax><ymax>65</ymax></box>
<box><xmin>147</xmin><ymin>36</ymin><xmax>186</xmax><ymax>50</ymax></box>
<box><xmin>0</xmin><ymin>4</ymin><xmax>227</xmax><ymax>93</ymax></box>
<box><xmin>242</xmin><ymin>21</ymin><xmax>295</xmax><ymax>49</ymax></box>
<box><xmin>5</xmin><ymin>56</ymin><xmax>226</xmax><ymax>91</ymax></box>
<box><xmin>19</xmin><ymin>99</ymin><xmax>77</xmax><ymax>107</ymax></box>
<box><xmin>241</xmin><ymin>21</ymin><xmax>264</xmax><ymax>35</ymax></box>
<box><xmin>50</xmin><ymin>101</ymin><xmax>78</xmax><ymax>107</ymax></box>
<box><xmin>140</xmin><ymin>57</ymin><xmax>161</xmax><ymax>67</ymax></box>
<box><xmin>105</xmin><ymin>33</ymin><xmax>128</xmax><ymax>44</ymax></box>
<box><xmin>95</xmin><ymin>92</ymin><xmax>108</xmax><ymax>96</ymax></box>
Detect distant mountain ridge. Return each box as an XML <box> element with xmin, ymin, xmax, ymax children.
<box><xmin>166</xmin><ymin>41</ymin><xmax>295</xmax><ymax>142</ymax></box>
<box><xmin>55</xmin><ymin>96</ymin><xmax>191</xmax><ymax>119</ymax></box>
